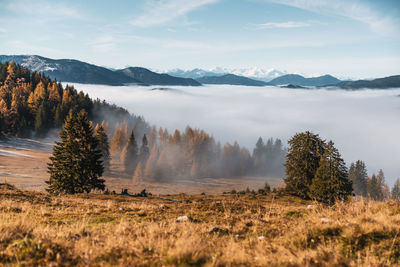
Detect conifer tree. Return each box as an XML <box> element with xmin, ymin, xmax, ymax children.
<box><xmin>139</xmin><ymin>134</ymin><xmax>150</xmax><ymax>165</ymax></box>
<box><xmin>308</xmin><ymin>141</ymin><xmax>352</xmax><ymax>204</ymax></box>
<box><xmin>284</xmin><ymin>131</ymin><xmax>325</xmax><ymax>199</ymax></box>
<box><xmin>367</xmin><ymin>174</ymin><xmax>380</xmax><ymax>200</ymax></box>
<box><xmin>348</xmin><ymin>160</ymin><xmax>368</xmax><ymax>196</ymax></box>
<box><xmin>133</xmin><ymin>162</ymin><xmax>143</xmax><ymax>183</ymax></box>
<box><xmin>376</xmin><ymin>169</ymin><xmax>385</xmax><ymax>201</ymax></box>
<box><xmin>96</xmin><ymin>125</ymin><xmax>111</xmax><ymax>174</ymax></box>
<box><xmin>391</xmin><ymin>178</ymin><xmax>400</xmax><ymax>201</ymax></box>
<box><xmin>34</xmin><ymin>102</ymin><xmax>48</xmax><ymax>137</ymax></box>
<box><xmin>121</xmin><ymin>131</ymin><xmax>138</xmax><ymax>174</ymax></box>
<box><xmin>47</xmin><ymin>110</ymin><xmax>104</xmax><ymax>194</ymax></box>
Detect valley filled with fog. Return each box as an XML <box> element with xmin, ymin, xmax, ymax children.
<box><xmin>72</xmin><ymin>83</ymin><xmax>400</xmax><ymax>184</ymax></box>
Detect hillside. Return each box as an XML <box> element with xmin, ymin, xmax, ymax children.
<box><xmin>335</xmin><ymin>75</ymin><xmax>400</xmax><ymax>89</ymax></box>
<box><xmin>0</xmin><ymin>55</ymin><xmax>142</xmax><ymax>86</ymax></box>
<box><xmin>196</xmin><ymin>74</ymin><xmax>268</xmax><ymax>86</ymax></box>
<box><xmin>0</xmin><ymin>184</ymin><xmax>398</xmax><ymax>266</ymax></box>
<box><xmin>269</xmin><ymin>74</ymin><xmax>341</xmax><ymax>86</ymax></box>
<box><xmin>116</xmin><ymin>67</ymin><xmax>201</xmax><ymax>86</ymax></box>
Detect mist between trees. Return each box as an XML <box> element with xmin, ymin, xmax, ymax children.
<box><xmin>0</xmin><ymin>61</ymin><xmax>286</xmax><ymax>180</ymax></box>
<box><xmin>106</xmin><ymin>123</ymin><xmax>286</xmax><ymax>181</ymax></box>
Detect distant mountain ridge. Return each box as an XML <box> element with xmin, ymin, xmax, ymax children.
<box><xmin>1</xmin><ymin>55</ymin><xmax>398</xmax><ymax>89</ymax></box>
<box><xmin>167</xmin><ymin>67</ymin><xmax>285</xmax><ymax>81</ymax></box>
<box><xmin>269</xmin><ymin>74</ymin><xmax>341</xmax><ymax>87</ymax></box>
<box><xmin>0</xmin><ymin>55</ymin><xmax>200</xmax><ymax>86</ymax></box>
<box><xmin>117</xmin><ymin>67</ymin><xmax>200</xmax><ymax>86</ymax></box>
<box><xmin>0</xmin><ymin>55</ymin><xmax>141</xmax><ymax>86</ymax></box>
<box><xmin>196</xmin><ymin>74</ymin><xmax>268</xmax><ymax>86</ymax></box>
<box><xmin>333</xmin><ymin>75</ymin><xmax>400</xmax><ymax>89</ymax></box>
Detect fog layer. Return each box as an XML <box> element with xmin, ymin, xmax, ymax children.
<box><xmin>71</xmin><ymin>83</ymin><xmax>400</xmax><ymax>184</ymax></box>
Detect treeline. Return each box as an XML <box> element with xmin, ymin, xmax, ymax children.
<box><xmin>349</xmin><ymin>160</ymin><xmax>400</xmax><ymax>201</ymax></box>
<box><xmin>106</xmin><ymin>124</ymin><xmax>286</xmax><ymax>180</ymax></box>
<box><xmin>0</xmin><ymin>61</ymin><xmax>149</xmax><ymax>137</ymax></box>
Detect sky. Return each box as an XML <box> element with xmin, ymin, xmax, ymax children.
<box><xmin>0</xmin><ymin>0</ymin><xmax>399</xmax><ymax>78</ymax></box>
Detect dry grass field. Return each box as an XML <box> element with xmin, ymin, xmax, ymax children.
<box><xmin>1</xmin><ymin>183</ymin><xmax>399</xmax><ymax>266</ymax></box>
<box><xmin>0</xmin><ymin>137</ymin><xmax>282</xmax><ymax>195</ymax></box>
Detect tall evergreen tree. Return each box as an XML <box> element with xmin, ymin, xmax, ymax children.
<box><xmin>139</xmin><ymin>134</ymin><xmax>150</xmax><ymax>165</ymax></box>
<box><xmin>391</xmin><ymin>178</ymin><xmax>400</xmax><ymax>201</ymax></box>
<box><xmin>367</xmin><ymin>174</ymin><xmax>380</xmax><ymax>200</ymax></box>
<box><xmin>348</xmin><ymin>160</ymin><xmax>368</xmax><ymax>196</ymax></box>
<box><xmin>284</xmin><ymin>131</ymin><xmax>325</xmax><ymax>199</ymax></box>
<box><xmin>34</xmin><ymin>102</ymin><xmax>48</xmax><ymax>137</ymax></box>
<box><xmin>95</xmin><ymin>125</ymin><xmax>111</xmax><ymax>174</ymax></box>
<box><xmin>47</xmin><ymin>110</ymin><xmax>104</xmax><ymax>194</ymax></box>
<box><xmin>308</xmin><ymin>141</ymin><xmax>352</xmax><ymax>204</ymax></box>
<box><xmin>121</xmin><ymin>131</ymin><xmax>138</xmax><ymax>174</ymax></box>
<box><xmin>376</xmin><ymin>169</ymin><xmax>385</xmax><ymax>201</ymax></box>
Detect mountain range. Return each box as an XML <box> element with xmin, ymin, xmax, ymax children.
<box><xmin>196</xmin><ymin>74</ymin><xmax>268</xmax><ymax>86</ymax></box>
<box><xmin>0</xmin><ymin>55</ymin><xmax>199</xmax><ymax>86</ymax></box>
<box><xmin>268</xmin><ymin>74</ymin><xmax>341</xmax><ymax>87</ymax></box>
<box><xmin>0</xmin><ymin>55</ymin><xmax>399</xmax><ymax>89</ymax></box>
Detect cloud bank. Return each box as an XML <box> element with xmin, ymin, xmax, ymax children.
<box><xmin>72</xmin><ymin>83</ymin><xmax>400</xmax><ymax>184</ymax></box>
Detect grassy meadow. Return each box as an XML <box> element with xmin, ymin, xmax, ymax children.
<box><xmin>1</xmin><ymin>183</ymin><xmax>399</xmax><ymax>266</ymax></box>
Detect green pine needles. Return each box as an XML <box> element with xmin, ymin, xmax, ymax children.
<box><xmin>284</xmin><ymin>131</ymin><xmax>353</xmax><ymax>203</ymax></box>
<box><xmin>46</xmin><ymin>110</ymin><xmax>105</xmax><ymax>194</ymax></box>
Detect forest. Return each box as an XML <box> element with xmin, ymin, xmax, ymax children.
<box><xmin>0</xmin><ymin>61</ymin><xmax>286</xmax><ymax>180</ymax></box>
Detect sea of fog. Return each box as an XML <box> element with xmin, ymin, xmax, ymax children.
<box><xmin>71</xmin><ymin>83</ymin><xmax>400</xmax><ymax>185</ymax></box>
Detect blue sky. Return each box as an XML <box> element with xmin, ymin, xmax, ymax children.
<box><xmin>0</xmin><ymin>0</ymin><xmax>399</xmax><ymax>78</ymax></box>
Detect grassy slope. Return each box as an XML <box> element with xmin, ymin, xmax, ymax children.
<box><xmin>1</xmin><ymin>184</ymin><xmax>399</xmax><ymax>266</ymax></box>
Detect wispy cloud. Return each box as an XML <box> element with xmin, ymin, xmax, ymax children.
<box><xmin>0</xmin><ymin>28</ymin><xmax>7</xmax><ymax>33</ymax></box>
<box><xmin>130</xmin><ymin>0</ymin><xmax>219</xmax><ymax>27</ymax></box>
<box><xmin>4</xmin><ymin>0</ymin><xmax>84</xmax><ymax>20</ymax></box>
<box><xmin>256</xmin><ymin>21</ymin><xmax>311</xmax><ymax>29</ymax></box>
<box><xmin>266</xmin><ymin>0</ymin><xmax>399</xmax><ymax>36</ymax></box>
<box><xmin>90</xmin><ymin>35</ymin><xmax>116</xmax><ymax>53</ymax></box>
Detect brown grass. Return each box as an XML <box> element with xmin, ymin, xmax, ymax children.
<box><xmin>1</xmin><ymin>184</ymin><xmax>399</xmax><ymax>266</ymax></box>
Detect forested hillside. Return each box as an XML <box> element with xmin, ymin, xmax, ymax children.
<box><xmin>0</xmin><ymin>61</ymin><xmax>149</xmax><ymax>138</ymax></box>
<box><xmin>0</xmin><ymin>62</ymin><xmax>287</xmax><ymax>179</ymax></box>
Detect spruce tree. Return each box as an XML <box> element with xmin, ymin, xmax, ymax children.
<box><xmin>96</xmin><ymin>125</ymin><xmax>111</xmax><ymax>174</ymax></box>
<box><xmin>284</xmin><ymin>131</ymin><xmax>325</xmax><ymax>199</ymax></box>
<box><xmin>35</xmin><ymin>102</ymin><xmax>48</xmax><ymax>137</ymax></box>
<box><xmin>46</xmin><ymin>110</ymin><xmax>104</xmax><ymax>194</ymax></box>
<box><xmin>367</xmin><ymin>174</ymin><xmax>380</xmax><ymax>200</ymax></box>
<box><xmin>308</xmin><ymin>141</ymin><xmax>352</xmax><ymax>204</ymax></box>
<box><xmin>391</xmin><ymin>178</ymin><xmax>400</xmax><ymax>201</ymax></box>
<box><xmin>121</xmin><ymin>131</ymin><xmax>138</xmax><ymax>174</ymax></box>
<box><xmin>348</xmin><ymin>160</ymin><xmax>368</xmax><ymax>197</ymax></box>
<box><xmin>139</xmin><ymin>134</ymin><xmax>150</xmax><ymax>165</ymax></box>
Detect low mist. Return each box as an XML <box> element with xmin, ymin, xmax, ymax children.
<box><xmin>71</xmin><ymin>83</ymin><xmax>400</xmax><ymax>185</ymax></box>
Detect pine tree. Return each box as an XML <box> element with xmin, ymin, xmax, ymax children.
<box><xmin>376</xmin><ymin>169</ymin><xmax>385</xmax><ymax>201</ymax></box>
<box><xmin>139</xmin><ymin>134</ymin><xmax>150</xmax><ymax>165</ymax></box>
<box><xmin>308</xmin><ymin>141</ymin><xmax>352</xmax><ymax>204</ymax></box>
<box><xmin>348</xmin><ymin>160</ymin><xmax>368</xmax><ymax>197</ymax></box>
<box><xmin>46</xmin><ymin>110</ymin><xmax>104</xmax><ymax>194</ymax></box>
<box><xmin>121</xmin><ymin>131</ymin><xmax>138</xmax><ymax>174</ymax></box>
<box><xmin>96</xmin><ymin>125</ymin><xmax>111</xmax><ymax>174</ymax></box>
<box><xmin>34</xmin><ymin>102</ymin><xmax>48</xmax><ymax>137</ymax></box>
<box><xmin>367</xmin><ymin>174</ymin><xmax>380</xmax><ymax>200</ymax></box>
<box><xmin>284</xmin><ymin>131</ymin><xmax>325</xmax><ymax>199</ymax></box>
<box><xmin>391</xmin><ymin>178</ymin><xmax>400</xmax><ymax>200</ymax></box>
<box><xmin>133</xmin><ymin>162</ymin><xmax>143</xmax><ymax>183</ymax></box>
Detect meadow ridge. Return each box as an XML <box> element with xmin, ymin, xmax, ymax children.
<box><xmin>0</xmin><ymin>183</ymin><xmax>399</xmax><ymax>266</ymax></box>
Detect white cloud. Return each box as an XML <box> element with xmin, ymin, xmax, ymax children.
<box><xmin>256</xmin><ymin>21</ymin><xmax>311</xmax><ymax>29</ymax></box>
<box><xmin>90</xmin><ymin>35</ymin><xmax>116</xmax><ymax>53</ymax></box>
<box><xmin>130</xmin><ymin>0</ymin><xmax>219</xmax><ymax>27</ymax></box>
<box><xmin>5</xmin><ymin>0</ymin><xmax>84</xmax><ymax>20</ymax></box>
<box><xmin>267</xmin><ymin>0</ymin><xmax>399</xmax><ymax>36</ymax></box>
<box><xmin>0</xmin><ymin>28</ymin><xmax>6</xmax><ymax>33</ymax></box>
